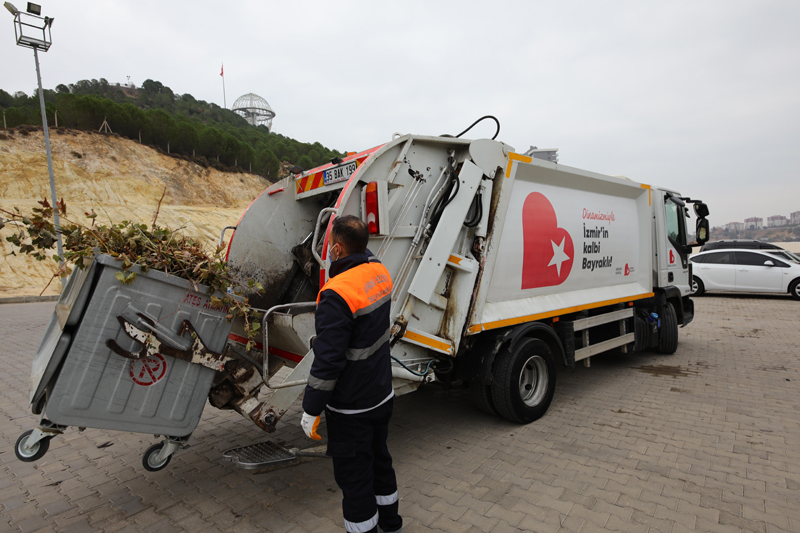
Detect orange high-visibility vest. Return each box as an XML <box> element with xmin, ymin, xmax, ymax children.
<box><xmin>318</xmin><ymin>261</ymin><xmax>393</xmax><ymax>315</ymax></box>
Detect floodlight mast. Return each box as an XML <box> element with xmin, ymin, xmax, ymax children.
<box><xmin>6</xmin><ymin>3</ymin><xmax>64</xmax><ymax>268</ymax></box>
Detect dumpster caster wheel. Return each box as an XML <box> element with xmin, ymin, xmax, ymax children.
<box><xmin>15</xmin><ymin>430</ymin><xmax>50</xmax><ymax>462</ymax></box>
<box><xmin>142</xmin><ymin>443</ymin><xmax>172</xmax><ymax>472</ymax></box>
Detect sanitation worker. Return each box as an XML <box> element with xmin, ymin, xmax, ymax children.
<box><xmin>301</xmin><ymin>214</ymin><xmax>403</xmax><ymax>533</ymax></box>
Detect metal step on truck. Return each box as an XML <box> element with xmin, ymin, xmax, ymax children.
<box><xmin>18</xmin><ymin>123</ymin><xmax>710</xmax><ymax>472</ymax></box>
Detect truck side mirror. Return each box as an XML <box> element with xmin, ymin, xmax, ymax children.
<box><xmin>696</xmin><ymin>218</ymin><xmax>709</xmax><ymax>245</ymax></box>
<box><xmin>694</xmin><ymin>202</ymin><xmax>709</xmax><ymax>218</ymax></box>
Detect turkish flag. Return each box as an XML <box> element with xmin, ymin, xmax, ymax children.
<box><xmin>521</xmin><ymin>192</ymin><xmax>574</xmax><ymax>289</ymax></box>
<box><xmin>220</xmin><ymin>64</ymin><xmax>224</xmax><ymax>77</ymax></box>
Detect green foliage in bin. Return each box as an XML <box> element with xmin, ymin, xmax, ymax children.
<box><xmin>1</xmin><ymin>198</ymin><xmax>264</xmax><ymax>347</ymax></box>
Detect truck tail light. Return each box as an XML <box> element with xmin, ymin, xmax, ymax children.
<box><xmin>365</xmin><ymin>181</ymin><xmax>379</xmax><ymax>234</ymax></box>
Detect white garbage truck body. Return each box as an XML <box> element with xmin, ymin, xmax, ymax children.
<box><xmin>222</xmin><ymin>133</ymin><xmax>709</xmax><ymax>430</ymax></box>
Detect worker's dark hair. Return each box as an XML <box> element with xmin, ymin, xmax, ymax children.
<box><xmin>331</xmin><ymin>215</ymin><xmax>369</xmax><ymax>255</ymax></box>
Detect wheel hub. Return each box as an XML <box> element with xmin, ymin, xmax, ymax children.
<box><xmin>518</xmin><ymin>355</ymin><xmax>549</xmax><ymax>407</ymax></box>
<box><xmin>148</xmin><ymin>452</ymin><xmax>168</xmax><ymax>469</ymax></box>
<box><xmin>17</xmin><ymin>436</ymin><xmax>40</xmax><ymax>459</ymax></box>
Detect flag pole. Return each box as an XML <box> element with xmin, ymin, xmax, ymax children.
<box><xmin>221</xmin><ymin>63</ymin><xmax>227</xmax><ymax>109</ymax></box>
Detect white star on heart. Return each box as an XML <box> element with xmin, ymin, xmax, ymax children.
<box><xmin>548</xmin><ymin>238</ymin><xmax>570</xmax><ymax>276</ymax></box>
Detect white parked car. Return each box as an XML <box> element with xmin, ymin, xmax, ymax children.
<box><xmin>766</xmin><ymin>250</ymin><xmax>800</xmax><ymax>264</ymax></box>
<box><xmin>690</xmin><ymin>249</ymin><xmax>800</xmax><ymax>300</ymax></box>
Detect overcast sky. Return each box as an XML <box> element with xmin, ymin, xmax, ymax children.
<box><xmin>3</xmin><ymin>0</ymin><xmax>799</xmax><ymax>226</ymax></box>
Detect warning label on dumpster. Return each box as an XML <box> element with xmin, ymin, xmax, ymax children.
<box><xmin>130</xmin><ymin>354</ymin><xmax>167</xmax><ymax>386</ymax></box>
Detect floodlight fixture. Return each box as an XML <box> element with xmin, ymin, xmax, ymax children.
<box><xmin>6</xmin><ymin>2</ymin><xmax>65</xmax><ymax>266</ymax></box>
<box><xmin>9</xmin><ymin>2</ymin><xmax>51</xmax><ymax>51</ymax></box>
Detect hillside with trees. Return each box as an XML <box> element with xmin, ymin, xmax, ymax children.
<box><xmin>0</xmin><ymin>78</ymin><xmax>344</xmax><ymax>181</ymax></box>
<box><xmin>711</xmin><ymin>224</ymin><xmax>800</xmax><ymax>243</ymax></box>
<box><xmin>0</xmin><ymin>126</ymin><xmax>277</xmax><ymax>297</ymax></box>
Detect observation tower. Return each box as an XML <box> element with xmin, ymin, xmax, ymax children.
<box><xmin>232</xmin><ymin>93</ymin><xmax>276</xmax><ymax>131</ymax></box>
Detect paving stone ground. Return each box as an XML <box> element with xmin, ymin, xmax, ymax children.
<box><xmin>1</xmin><ymin>295</ymin><xmax>799</xmax><ymax>532</ymax></box>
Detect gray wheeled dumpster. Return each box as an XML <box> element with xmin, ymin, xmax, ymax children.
<box><xmin>16</xmin><ymin>254</ymin><xmax>237</xmax><ymax>471</ymax></box>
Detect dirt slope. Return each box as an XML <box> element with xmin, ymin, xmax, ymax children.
<box><xmin>0</xmin><ymin>128</ymin><xmax>271</xmax><ymax>297</ymax></box>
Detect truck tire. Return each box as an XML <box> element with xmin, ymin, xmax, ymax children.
<box><xmin>470</xmin><ymin>380</ymin><xmax>498</xmax><ymax>415</ymax></box>
<box><xmin>490</xmin><ymin>338</ymin><xmax>556</xmax><ymax>424</ymax></box>
<box><xmin>657</xmin><ymin>303</ymin><xmax>678</xmax><ymax>355</ymax></box>
<box><xmin>789</xmin><ymin>279</ymin><xmax>800</xmax><ymax>301</ymax></box>
<box><xmin>691</xmin><ymin>276</ymin><xmax>705</xmax><ymax>296</ymax></box>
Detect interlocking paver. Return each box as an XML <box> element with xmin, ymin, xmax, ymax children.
<box><xmin>401</xmin><ymin>502</ymin><xmax>440</xmax><ymax>527</ymax></box>
<box><xmin>459</xmin><ymin>508</ymin><xmax>500</xmax><ymax>531</ymax></box>
<box><xmin>3</xmin><ymin>295</ymin><xmax>800</xmax><ymax>531</ymax></box>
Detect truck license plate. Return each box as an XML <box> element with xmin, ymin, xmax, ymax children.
<box><xmin>324</xmin><ymin>161</ymin><xmax>357</xmax><ymax>185</ymax></box>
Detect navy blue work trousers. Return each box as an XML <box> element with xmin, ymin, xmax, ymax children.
<box><xmin>325</xmin><ymin>399</ymin><xmax>402</xmax><ymax>533</ymax></box>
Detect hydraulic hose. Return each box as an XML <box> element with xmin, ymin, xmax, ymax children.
<box><xmin>429</xmin><ymin>159</ymin><xmax>460</xmax><ymax>231</ymax></box>
<box><xmin>454</xmin><ymin>115</ymin><xmax>500</xmax><ymax>140</ymax></box>
<box><xmin>463</xmin><ymin>192</ymin><xmax>483</xmax><ymax>228</ymax></box>
<box><xmin>391</xmin><ymin>355</ymin><xmax>436</xmax><ymax>377</ymax></box>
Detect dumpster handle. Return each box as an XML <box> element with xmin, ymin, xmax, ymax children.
<box><xmin>219</xmin><ymin>226</ymin><xmax>237</xmax><ymax>248</ymax></box>
<box><xmin>261</xmin><ymin>302</ymin><xmax>317</xmax><ymax>385</ymax></box>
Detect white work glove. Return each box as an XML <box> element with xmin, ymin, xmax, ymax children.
<box><xmin>301</xmin><ymin>412</ymin><xmax>322</xmax><ymax>440</ymax></box>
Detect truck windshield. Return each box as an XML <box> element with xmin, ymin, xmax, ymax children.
<box><xmin>665</xmin><ymin>198</ymin><xmax>687</xmax><ymax>249</ymax></box>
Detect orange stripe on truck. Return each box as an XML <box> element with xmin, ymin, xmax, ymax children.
<box><xmin>402</xmin><ymin>330</ymin><xmax>453</xmax><ymax>354</ymax></box>
<box><xmin>505</xmin><ymin>152</ymin><xmax>533</xmax><ymax>178</ymax></box>
<box><xmin>467</xmin><ymin>292</ymin><xmax>655</xmax><ymax>335</ymax></box>
<box><xmin>640</xmin><ymin>184</ymin><xmax>651</xmax><ymax>206</ymax></box>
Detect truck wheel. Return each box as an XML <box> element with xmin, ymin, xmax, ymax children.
<box><xmin>657</xmin><ymin>303</ymin><xmax>679</xmax><ymax>355</ymax></box>
<box><xmin>491</xmin><ymin>338</ymin><xmax>556</xmax><ymax>424</ymax></box>
<box><xmin>15</xmin><ymin>430</ymin><xmax>50</xmax><ymax>462</ymax></box>
<box><xmin>142</xmin><ymin>443</ymin><xmax>172</xmax><ymax>472</ymax></box>
<box><xmin>692</xmin><ymin>276</ymin><xmax>705</xmax><ymax>296</ymax></box>
<box><xmin>470</xmin><ymin>379</ymin><xmax>498</xmax><ymax>415</ymax></box>
<box><xmin>790</xmin><ymin>279</ymin><xmax>800</xmax><ymax>301</ymax></box>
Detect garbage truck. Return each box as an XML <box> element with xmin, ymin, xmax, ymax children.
<box><xmin>16</xmin><ymin>126</ymin><xmax>710</xmax><ymax>471</ymax></box>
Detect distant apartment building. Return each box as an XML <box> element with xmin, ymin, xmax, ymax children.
<box><xmin>791</xmin><ymin>211</ymin><xmax>800</xmax><ymax>225</ymax></box>
<box><xmin>744</xmin><ymin>217</ymin><xmax>763</xmax><ymax>229</ymax></box>
<box><xmin>724</xmin><ymin>222</ymin><xmax>745</xmax><ymax>232</ymax></box>
<box><xmin>767</xmin><ymin>215</ymin><xmax>788</xmax><ymax>227</ymax></box>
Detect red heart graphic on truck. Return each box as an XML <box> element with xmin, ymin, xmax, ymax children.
<box><xmin>521</xmin><ymin>192</ymin><xmax>574</xmax><ymax>289</ymax></box>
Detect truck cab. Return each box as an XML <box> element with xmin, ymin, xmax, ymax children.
<box><xmin>652</xmin><ymin>187</ymin><xmax>710</xmax><ymax>328</ymax></box>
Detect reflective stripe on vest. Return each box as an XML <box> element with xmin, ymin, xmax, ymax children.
<box><xmin>308</xmin><ymin>374</ymin><xmax>337</xmax><ymax>391</ymax></box>
<box><xmin>318</xmin><ymin>262</ymin><xmax>393</xmax><ymax>317</ymax></box>
<box><xmin>346</xmin><ymin>328</ymin><xmax>391</xmax><ymax>361</ymax></box>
